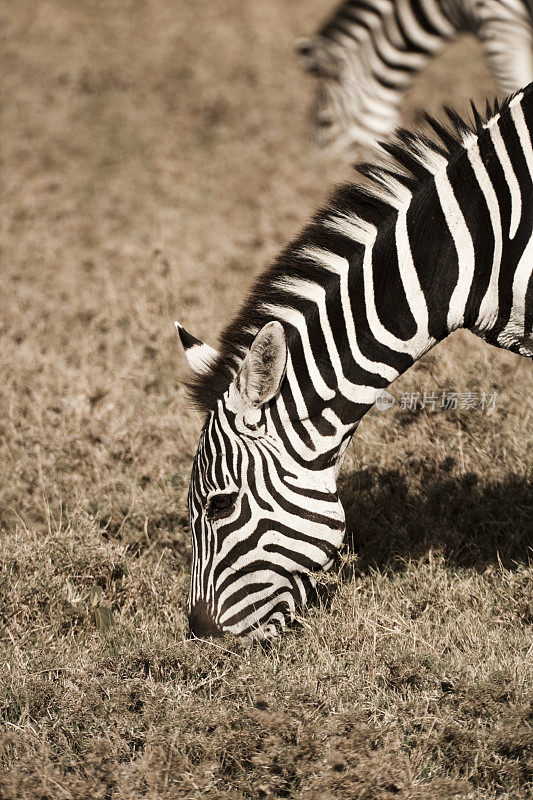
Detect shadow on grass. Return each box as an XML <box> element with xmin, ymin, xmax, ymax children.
<box><xmin>338</xmin><ymin>460</ymin><xmax>532</xmax><ymax>574</ymax></box>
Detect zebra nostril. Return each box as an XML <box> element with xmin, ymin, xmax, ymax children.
<box><xmin>317</xmin><ymin>116</ymin><xmax>334</xmax><ymax>128</ymax></box>
<box><xmin>188</xmin><ymin>600</ymin><xmax>223</xmax><ymax>639</ymax></box>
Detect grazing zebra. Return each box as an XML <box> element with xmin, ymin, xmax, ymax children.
<box><xmin>177</xmin><ymin>85</ymin><xmax>533</xmax><ymax>640</ymax></box>
<box><xmin>297</xmin><ymin>0</ymin><xmax>533</xmax><ymax>153</ymax></box>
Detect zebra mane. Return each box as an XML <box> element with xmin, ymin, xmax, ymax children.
<box><xmin>187</xmin><ymin>88</ymin><xmax>528</xmax><ymax>414</ymax></box>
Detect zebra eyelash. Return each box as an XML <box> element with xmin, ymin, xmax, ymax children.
<box><xmin>206</xmin><ymin>492</ymin><xmax>239</xmax><ymax>521</ymax></box>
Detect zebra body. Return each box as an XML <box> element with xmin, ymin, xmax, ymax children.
<box><xmin>177</xmin><ymin>86</ymin><xmax>533</xmax><ymax>640</ymax></box>
<box><xmin>297</xmin><ymin>0</ymin><xmax>533</xmax><ymax>153</ymax></box>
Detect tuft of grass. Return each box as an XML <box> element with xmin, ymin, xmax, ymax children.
<box><xmin>0</xmin><ymin>2</ymin><xmax>531</xmax><ymax>798</ymax></box>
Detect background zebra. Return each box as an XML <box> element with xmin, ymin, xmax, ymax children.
<box><xmin>297</xmin><ymin>0</ymin><xmax>533</xmax><ymax>153</ymax></box>
<box><xmin>177</xmin><ymin>84</ymin><xmax>533</xmax><ymax>640</ymax></box>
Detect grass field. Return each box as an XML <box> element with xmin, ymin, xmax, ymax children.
<box><xmin>0</xmin><ymin>1</ymin><xmax>532</xmax><ymax>797</ymax></box>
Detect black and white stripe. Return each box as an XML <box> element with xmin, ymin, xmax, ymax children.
<box><xmin>177</xmin><ymin>85</ymin><xmax>533</xmax><ymax>640</ymax></box>
<box><xmin>297</xmin><ymin>0</ymin><xmax>533</xmax><ymax>152</ymax></box>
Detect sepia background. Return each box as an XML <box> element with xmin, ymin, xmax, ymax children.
<box><xmin>0</xmin><ymin>1</ymin><xmax>531</xmax><ymax>797</ymax></box>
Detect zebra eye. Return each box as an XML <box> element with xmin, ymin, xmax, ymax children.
<box><xmin>207</xmin><ymin>492</ymin><xmax>237</xmax><ymax>519</ymax></box>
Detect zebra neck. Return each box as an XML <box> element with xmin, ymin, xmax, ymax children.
<box><xmin>189</xmin><ymin>87</ymin><xmax>533</xmax><ymax>454</ymax></box>
<box><xmin>450</xmin><ymin>96</ymin><xmax>533</xmax><ymax>352</ymax></box>
<box><xmin>271</xmin><ymin>210</ymin><xmax>445</xmax><ymax>444</ymax></box>
<box><xmin>271</xmin><ymin>88</ymin><xmax>533</xmax><ymax>464</ymax></box>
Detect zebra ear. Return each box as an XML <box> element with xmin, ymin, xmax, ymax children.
<box><xmin>174</xmin><ymin>322</ymin><xmax>218</xmax><ymax>376</ymax></box>
<box><xmin>230</xmin><ymin>321</ymin><xmax>287</xmax><ymax>412</ymax></box>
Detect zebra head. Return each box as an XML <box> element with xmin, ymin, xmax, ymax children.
<box><xmin>296</xmin><ymin>34</ymin><xmax>402</xmax><ymax>154</ymax></box>
<box><xmin>177</xmin><ymin>321</ymin><xmax>346</xmax><ymax>640</ymax></box>
<box><xmin>296</xmin><ymin>36</ymin><xmax>349</xmax><ymax>150</ymax></box>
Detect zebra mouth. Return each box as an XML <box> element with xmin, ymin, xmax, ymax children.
<box><xmin>239</xmin><ymin>606</ymin><xmax>295</xmax><ymax>643</ymax></box>
<box><xmin>229</xmin><ymin>573</ymin><xmax>322</xmax><ymax>642</ymax></box>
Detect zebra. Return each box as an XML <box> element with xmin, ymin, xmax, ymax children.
<box><xmin>296</xmin><ymin>0</ymin><xmax>533</xmax><ymax>153</ymax></box>
<box><xmin>176</xmin><ymin>84</ymin><xmax>533</xmax><ymax>640</ymax></box>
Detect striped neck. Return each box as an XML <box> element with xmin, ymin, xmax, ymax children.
<box><xmin>265</xmin><ymin>88</ymin><xmax>533</xmax><ymax>470</ymax></box>
<box><xmin>188</xmin><ymin>86</ymin><xmax>533</xmax><ymax>440</ymax></box>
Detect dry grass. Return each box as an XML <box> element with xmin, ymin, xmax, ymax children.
<box><xmin>0</xmin><ymin>1</ymin><xmax>531</xmax><ymax>797</ymax></box>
